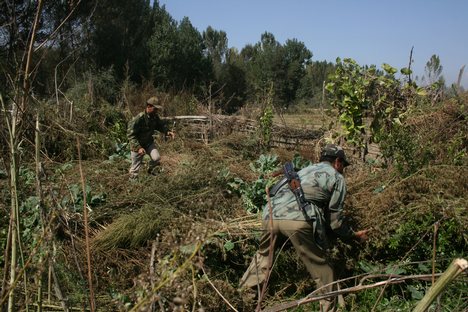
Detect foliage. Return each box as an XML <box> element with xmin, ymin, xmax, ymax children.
<box><xmin>89</xmin><ymin>0</ymin><xmax>153</xmax><ymax>81</ymax></box>
<box><xmin>291</xmin><ymin>153</ymin><xmax>313</xmax><ymax>169</ymax></box>
<box><xmin>379</xmin><ymin>124</ymin><xmax>433</xmax><ymax>176</ymax></box>
<box><xmin>349</xmin><ymin>266</ymin><xmax>467</xmax><ymax>312</ymax></box>
<box><xmin>1</xmin><ymin>0</ymin><xmax>350</xmax><ymax>114</ymax></box>
<box><xmin>227</xmin><ymin>153</ymin><xmax>312</xmax><ymax>214</ymax></box>
<box><xmin>380</xmin><ymin>100</ymin><xmax>467</xmax><ymax>175</ymax></box>
<box><xmin>228</xmin><ymin>154</ymin><xmax>280</xmax><ymax>213</ymax></box>
<box><xmin>203</xmin><ymin>26</ymin><xmax>228</xmax><ymax>66</ymax></box>
<box><xmin>209</xmin><ymin>48</ymin><xmax>248</xmax><ymax>114</ymax></box>
<box><xmin>282</xmin><ymin>38</ymin><xmax>313</xmax><ymax>104</ymax></box>
<box><xmin>296</xmin><ymin>60</ymin><xmax>336</xmax><ymax>108</ymax></box>
<box><xmin>61</xmin><ymin>182</ymin><xmax>106</xmax><ymax>213</ymax></box>
<box><xmin>1</xmin><ymin>1</ymin><xmax>467</xmax><ymax>311</ymax></box>
<box><xmin>325</xmin><ymin>58</ymin><xmax>424</xmax><ymax>149</ymax></box>
<box><xmin>423</xmin><ymin>54</ymin><xmax>445</xmax><ymax>87</ymax></box>
<box><xmin>19</xmin><ymin>196</ymin><xmax>41</xmax><ymax>248</ymax></box>
<box><xmin>259</xmin><ymin>85</ymin><xmax>275</xmax><ymax>147</ymax></box>
<box><xmin>148</xmin><ymin>7</ymin><xmax>211</xmax><ymax>93</ymax></box>
<box><xmin>240</xmin><ymin>32</ymin><xmax>313</xmax><ymax>108</ymax></box>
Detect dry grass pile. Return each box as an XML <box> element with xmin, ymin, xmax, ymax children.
<box><xmin>349</xmin><ymin>165</ymin><xmax>467</xmax><ymax>250</ymax></box>
<box><xmin>55</xmin><ymin>134</ymin><xmax>264</xmax><ymax>310</ymax></box>
<box><xmin>408</xmin><ymin>101</ymin><xmax>466</xmax><ymax>162</ymax></box>
<box><xmin>91</xmin><ymin>203</ymin><xmax>175</xmax><ymax>250</ymax></box>
<box><xmin>29</xmin><ymin>98</ymin><xmax>466</xmax><ymax>311</ymax></box>
<box><xmin>345</xmin><ymin>100</ymin><xmax>467</xmax><ymax>267</ymax></box>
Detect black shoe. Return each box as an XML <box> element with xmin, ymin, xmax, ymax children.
<box><xmin>147</xmin><ymin>167</ymin><xmax>161</xmax><ymax>176</ymax></box>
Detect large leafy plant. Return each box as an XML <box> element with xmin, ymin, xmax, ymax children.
<box><xmin>228</xmin><ymin>154</ymin><xmax>280</xmax><ymax>213</ymax></box>
<box><xmin>325</xmin><ymin>58</ymin><xmax>424</xmax><ymax>151</ymax></box>
<box><xmin>228</xmin><ymin>153</ymin><xmax>312</xmax><ymax>213</ymax></box>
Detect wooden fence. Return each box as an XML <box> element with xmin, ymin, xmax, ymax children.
<box><xmin>163</xmin><ymin>114</ymin><xmax>382</xmax><ymax>162</ymax></box>
<box><xmin>165</xmin><ymin>114</ymin><xmax>325</xmax><ymax>149</ymax></box>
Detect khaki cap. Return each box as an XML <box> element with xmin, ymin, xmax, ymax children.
<box><xmin>146</xmin><ymin>96</ymin><xmax>163</xmax><ymax>109</ymax></box>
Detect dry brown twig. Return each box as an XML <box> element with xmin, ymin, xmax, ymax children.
<box><xmin>262</xmin><ymin>273</ymin><xmax>444</xmax><ymax>312</ymax></box>
<box><xmin>201</xmin><ymin>266</ymin><xmax>239</xmax><ymax>312</ymax></box>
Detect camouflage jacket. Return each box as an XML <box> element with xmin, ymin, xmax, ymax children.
<box><xmin>127</xmin><ymin>111</ymin><xmax>169</xmax><ymax>152</ymax></box>
<box><xmin>263</xmin><ymin>161</ymin><xmax>354</xmax><ymax>241</ymax></box>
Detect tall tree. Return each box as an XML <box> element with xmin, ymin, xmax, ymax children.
<box><xmin>148</xmin><ymin>2</ymin><xmax>179</xmax><ymax>89</ymax></box>
<box><xmin>89</xmin><ymin>0</ymin><xmax>153</xmax><ymax>82</ymax></box>
<box><xmin>149</xmin><ymin>5</ymin><xmax>211</xmax><ymax>92</ymax></box>
<box><xmin>242</xmin><ymin>32</ymin><xmax>283</xmax><ymax>104</ymax></box>
<box><xmin>217</xmin><ymin>48</ymin><xmax>247</xmax><ymax>113</ymax></box>
<box><xmin>256</xmin><ymin>31</ymin><xmax>283</xmax><ymax>90</ymax></box>
<box><xmin>297</xmin><ymin>60</ymin><xmax>335</xmax><ymax>107</ymax></box>
<box><xmin>424</xmin><ymin>54</ymin><xmax>445</xmax><ymax>87</ymax></box>
<box><xmin>0</xmin><ymin>1</ymin><xmax>91</xmax><ymax>96</ymax></box>
<box><xmin>282</xmin><ymin>39</ymin><xmax>312</xmax><ymax>104</ymax></box>
<box><xmin>175</xmin><ymin>17</ymin><xmax>211</xmax><ymax>90</ymax></box>
<box><xmin>241</xmin><ymin>32</ymin><xmax>313</xmax><ymax>107</ymax></box>
<box><xmin>203</xmin><ymin>26</ymin><xmax>228</xmax><ymax>65</ymax></box>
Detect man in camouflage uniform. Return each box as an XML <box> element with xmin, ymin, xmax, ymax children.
<box><xmin>239</xmin><ymin>144</ymin><xmax>368</xmax><ymax>311</ymax></box>
<box><xmin>127</xmin><ymin>96</ymin><xmax>175</xmax><ymax>178</ymax></box>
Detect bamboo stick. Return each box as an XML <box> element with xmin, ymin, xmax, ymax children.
<box><xmin>35</xmin><ymin>113</ymin><xmax>43</xmax><ymax>312</ymax></box>
<box><xmin>77</xmin><ymin>138</ymin><xmax>96</xmax><ymax>312</ymax></box>
<box><xmin>412</xmin><ymin>258</ymin><xmax>467</xmax><ymax>312</ymax></box>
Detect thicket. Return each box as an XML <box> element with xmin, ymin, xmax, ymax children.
<box><xmin>1</xmin><ymin>1</ymin><xmax>467</xmax><ymax>311</ymax></box>
<box><xmin>1</xmin><ymin>86</ymin><xmax>466</xmax><ymax>312</ymax></box>
<box><xmin>0</xmin><ymin>1</ymin><xmax>333</xmax><ymax>116</ymax></box>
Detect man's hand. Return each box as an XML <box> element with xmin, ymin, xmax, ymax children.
<box><xmin>138</xmin><ymin>147</ymin><xmax>146</xmax><ymax>155</ymax></box>
<box><xmin>354</xmin><ymin>229</ymin><xmax>370</xmax><ymax>243</ymax></box>
<box><xmin>166</xmin><ymin>131</ymin><xmax>175</xmax><ymax>140</ymax></box>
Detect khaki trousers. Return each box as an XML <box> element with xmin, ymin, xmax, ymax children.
<box><xmin>239</xmin><ymin>219</ymin><xmax>340</xmax><ymax>311</ymax></box>
<box><xmin>129</xmin><ymin>142</ymin><xmax>161</xmax><ymax>177</ymax></box>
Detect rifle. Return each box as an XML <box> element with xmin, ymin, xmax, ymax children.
<box><xmin>283</xmin><ymin>162</ymin><xmax>309</xmax><ymax>212</ymax></box>
<box><xmin>283</xmin><ymin>161</ymin><xmax>328</xmax><ymax>249</ymax></box>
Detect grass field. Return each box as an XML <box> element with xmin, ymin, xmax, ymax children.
<box><xmin>273</xmin><ymin>108</ymin><xmax>336</xmax><ymax>129</ymax></box>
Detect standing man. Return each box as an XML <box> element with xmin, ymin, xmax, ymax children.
<box><xmin>127</xmin><ymin>96</ymin><xmax>175</xmax><ymax>178</ymax></box>
<box><xmin>239</xmin><ymin>144</ymin><xmax>368</xmax><ymax>311</ymax></box>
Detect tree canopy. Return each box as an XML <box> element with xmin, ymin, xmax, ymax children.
<box><xmin>1</xmin><ymin>0</ymin><xmax>336</xmax><ymax>112</ymax></box>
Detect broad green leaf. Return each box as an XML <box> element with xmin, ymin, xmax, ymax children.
<box><xmin>408</xmin><ymin>285</ymin><xmax>424</xmax><ymax>300</ymax></box>
<box><xmin>382</xmin><ymin>63</ymin><xmax>397</xmax><ymax>75</ymax></box>
<box><xmin>417</xmin><ymin>263</ymin><xmax>430</xmax><ymax>273</ymax></box>
<box><xmin>385</xmin><ymin>266</ymin><xmax>405</xmax><ymax>275</ymax></box>
<box><xmin>400</xmin><ymin>67</ymin><xmax>412</xmax><ymax>75</ymax></box>
<box><xmin>416</xmin><ymin>88</ymin><xmax>428</xmax><ymax>96</ymax></box>
<box><xmin>223</xmin><ymin>240</ymin><xmax>235</xmax><ymax>251</ymax></box>
<box><xmin>359</xmin><ymin>260</ymin><xmax>379</xmax><ymax>273</ymax></box>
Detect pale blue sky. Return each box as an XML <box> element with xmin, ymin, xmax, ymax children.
<box><xmin>158</xmin><ymin>0</ymin><xmax>468</xmax><ymax>88</ymax></box>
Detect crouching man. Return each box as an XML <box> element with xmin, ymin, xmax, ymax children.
<box><xmin>239</xmin><ymin>144</ymin><xmax>369</xmax><ymax>311</ymax></box>
<box><xmin>127</xmin><ymin>96</ymin><xmax>175</xmax><ymax>179</ymax></box>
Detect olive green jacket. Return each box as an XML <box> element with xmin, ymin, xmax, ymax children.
<box><xmin>263</xmin><ymin>161</ymin><xmax>354</xmax><ymax>241</ymax></box>
<box><xmin>127</xmin><ymin>111</ymin><xmax>169</xmax><ymax>152</ymax></box>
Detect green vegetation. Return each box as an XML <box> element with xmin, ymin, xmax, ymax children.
<box><xmin>1</xmin><ymin>1</ymin><xmax>467</xmax><ymax>311</ymax></box>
